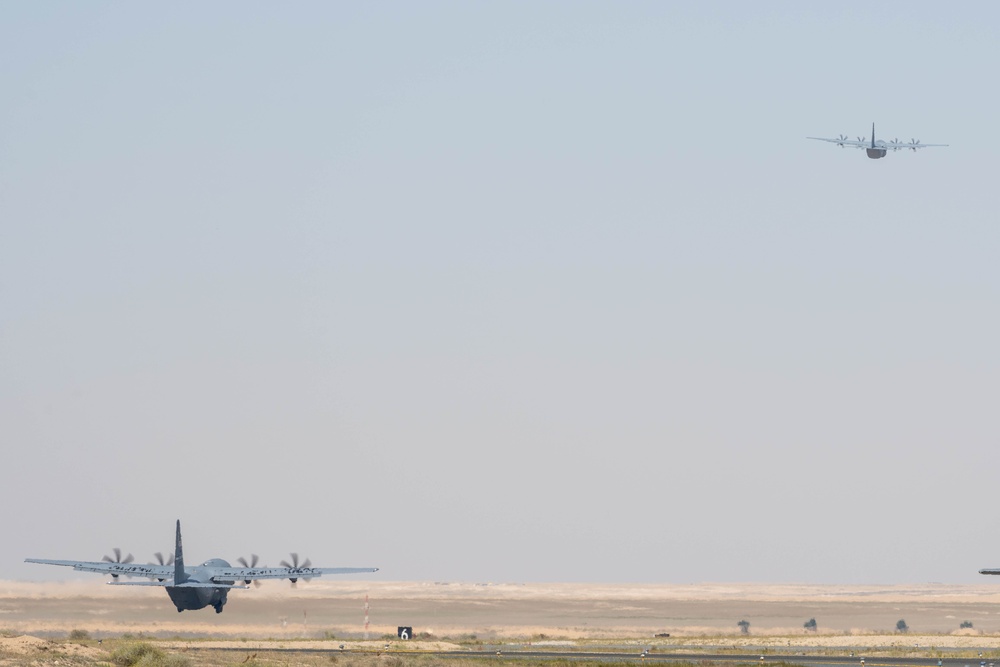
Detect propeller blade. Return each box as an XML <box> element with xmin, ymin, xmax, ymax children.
<box><xmin>102</xmin><ymin>548</ymin><xmax>134</xmax><ymax>564</ymax></box>
<box><xmin>102</xmin><ymin>548</ymin><xmax>134</xmax><ymax>579</ymax></box>
<box><xmin>281</xmin><ymin>553</ymin><xmax>313</xmax><ymax>586</ymax></box>
<box><xmin>238</xmin><ymin>554</ymin><xmax>262</xmax><ymax>586</ymax></box>
<box><xmin>150</xmin><ymin>552</ymin><xmax>173</xmax><ymax>581</ymax></box>
<box><xmin>152</xmin><ymin>552</ymin><xmax>174</xmax><ymax>566</ymax></box>
<box><xmin>237</xmin><ymin>554</ymin><xmax>260</xmax><ymax>568</ymax></box>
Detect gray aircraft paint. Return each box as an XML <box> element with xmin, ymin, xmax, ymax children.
<box><xmin>807</xmin><ymin>122</ymin><xmax>947</xmax><ymax>159</ymax></box>
<box><xmin>26</xmin><ymin>521</ymin><xmax>378</xmax><ymax>613</ymax></box>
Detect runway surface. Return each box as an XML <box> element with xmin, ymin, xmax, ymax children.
<box><xmin>184</xmin><ymin>646</ymin><xmax>1000</xmax><ymax>666</ymax></box>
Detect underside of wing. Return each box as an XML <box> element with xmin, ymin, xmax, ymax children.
<box><xmin>885</xmin><ymin>140</ymin><xmax>950</xmax><ymax>151</ymax></box>
<box><xmin>108</xmin><ymin>581</ymin><xmax>248</xmax><ymax>589</ymax></box>
<box><xmin>209</xmin><ymin>566</ymin><xmax>379</xmax><ymax>582</ymax></box>
<box><xmin>807</xmin><ymin>137</ymin><xmax>868</xmax><ymax>148</ymax></box>
<box><xmin>25</xmin><ymin>558</ymin><xmax>173</xmax><ymax>579</ymax></box>
<box><xmin>108</xmin><ymin>580</ymin><xmax>172</xmax><ymax>586</ymax></box>
<box><xmin>980</xmin><ymin>568</ymin><xmax>1000</xmax><ymax>575</ymax></box>
<box><xmin>314</xmin><ymin>567</ymin><xmax>381</xmax><ymax>575</ymax></box>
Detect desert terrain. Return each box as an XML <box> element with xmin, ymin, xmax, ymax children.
<box><xmin>5</xmin><ymin>580</ymin><xmax>1000</xmax><ymax>647</ymax></box>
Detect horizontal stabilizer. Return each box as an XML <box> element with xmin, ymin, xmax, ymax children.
<box><xmin>108</xmin><ymin>581</ymin><xmax>248</xmax><ymax>589</ymax></box>
<box><xmin>108</xmin><ymin>581</ymin><xmax>173</xmax><ymax>587</ymax></box>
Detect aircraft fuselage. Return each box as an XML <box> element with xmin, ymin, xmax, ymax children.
<box><xmin>166</xmin><ymin>558</ymin><xmax>235</xmax><ymax>613</ymax></box>
<box><xmin>166</xmin><ymin>583</ymin><xmax>228</xmax><ymax>612</ymax></box>
<box><xmin>863</xmin><ymin>125</ymin><xmax>888</xmax><ymax>159</ymax></box>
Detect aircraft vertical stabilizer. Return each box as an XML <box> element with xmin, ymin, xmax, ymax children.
<box><xmin>173</xmin><ymin>520</ymin><xmax>187</xmax><ymax>584</ymax></box>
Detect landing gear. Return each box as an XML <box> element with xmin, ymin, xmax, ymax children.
<box><xmin>213</xmin><ymin>602</ymin><xmax>224</xmax><ymax>614</ymax></box>
<box><xmin>176</xmin><ymin>608</ymin><xmax>183</xmax><ymax>613</ymax></box>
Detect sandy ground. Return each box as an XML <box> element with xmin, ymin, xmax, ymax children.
<box><xmin>5</xmin><ymin>580</ymin><xmax>1000</xmax><ymax>645</ymax></box>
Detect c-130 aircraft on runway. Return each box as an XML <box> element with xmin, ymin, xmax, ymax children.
<box><xmin>25</xmin><ymin>520</ymin><xmax>378</xmax><ymax>613</ymax></box>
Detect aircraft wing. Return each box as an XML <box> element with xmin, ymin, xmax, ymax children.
<box><xmin>806</xmin><ymin>136</ymin><xmax>869</xmax><ymax>148</ymax></box>
<box><xmin>108</xmin><ymin>580</ymin><xmax>248</xmax><ymax>588</ymax></box>
<box><xmin>886</xmin><ymin>140</ymin><xmax>949</xmax><ymax>150</ymax></box>
<box><xmin>24</xmin><ymin>558</ymin><xmax>173</xmax><ymax>579</ymax></box>
<box><xmin>208</xmin><ymin>566</ymin><xmax>379</xmax><ymax>582</ymax></box>
<box><xmin>980</xmin><ymin>568</ymin><xmax>1000</xmax><ymax>575</ymax></box>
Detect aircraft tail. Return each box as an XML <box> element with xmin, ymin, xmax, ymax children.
<box><xmin>871</xmin><ymin>122</ymin><xmax>876</xmax><ymax>148</ymax></box>
<box><xmin>173</xmin><ymin>520</ymin><xmax>187</xmax><ymax>584</ymax></box>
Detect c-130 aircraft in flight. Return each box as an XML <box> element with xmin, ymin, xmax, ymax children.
<box><xmin>808</xmin><ymin>123</ymin><xmax>947</xmax><ymax>159</ymax></box>
<box><xmin>25</xmin><ymin>520</ymin><xmax>378</xmax><ymax>613</ymax></box>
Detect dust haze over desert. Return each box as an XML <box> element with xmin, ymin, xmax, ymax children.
<box><xmin>8</xmin><ymin>580</ymin><xmax>1000</xmax><ymax>649</ymax></box>
<box><xmin>3</xmin><ymin>0</ymin><xmax>1000</xmax><ymax>628</ymax></box>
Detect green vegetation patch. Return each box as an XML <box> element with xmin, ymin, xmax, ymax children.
<box><xmin>110</xmin><ymin>640</ymin><xmax>190</xmax><ymax>667</ymax></box>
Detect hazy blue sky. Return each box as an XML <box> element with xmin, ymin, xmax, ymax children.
<box><xmin>3</xmin><ymin>2</ymin><xmax>999</xmax><ymax>585</ymax></box>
